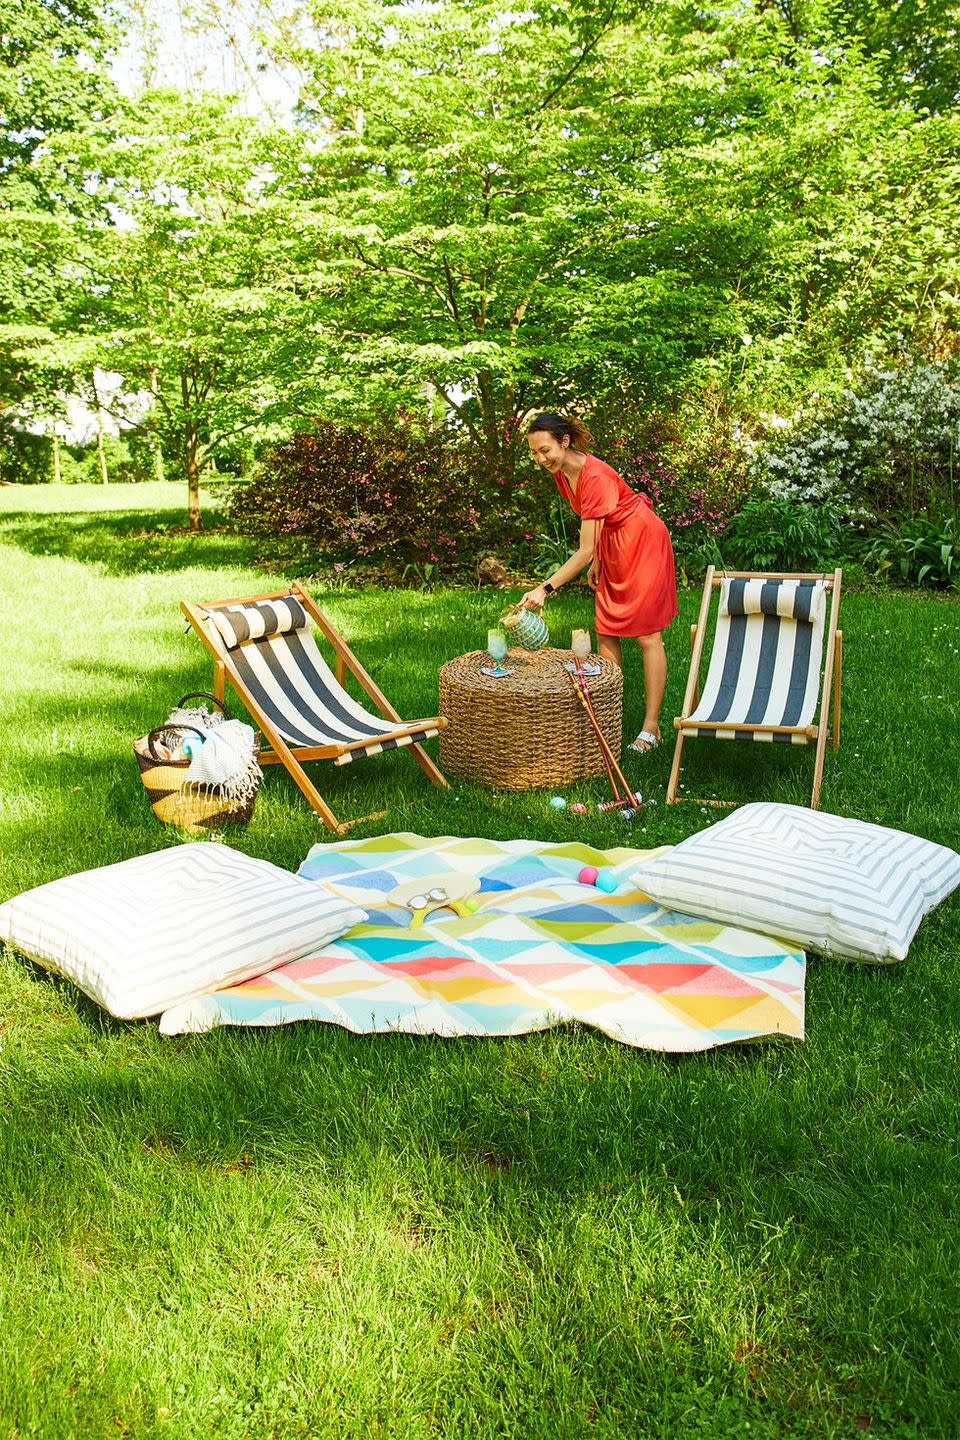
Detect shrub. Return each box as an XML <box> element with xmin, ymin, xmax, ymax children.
<box><xmin>590</xmin><ymin>391</ymin><xmax>756</xmax><ymax>581</ymax></box>
<box><xmin>21</xmin><ymin>435</ymin><xmax>158</xmax><ymax>485</ymax></box>
<box><xmin>0</xmin><ymin>428</ymin><xmax>52</xmax><ymax>483</ymax></box>
<box><xmin>749</xmin><ymin>359</ymin><xmax>960</xmax><ymax>515</ymax></box>
<box><xmin>229</xmin><ymin>420</ymin><xmax>488</xmax><ymax>575</ymax></box>
<box><xmin>864</xmin><ymin>511</ymin><xmax>960</xmax><ymax>589</ymax></box>
<box><xmin>722</xmin><ymin>496</ymin><xmax>862</xmax><ymax>572</ymax></box>
<box><xmin>525</xmin><ymin>495</ymin><xmax>575</xmax><ymax>577</ymax></box>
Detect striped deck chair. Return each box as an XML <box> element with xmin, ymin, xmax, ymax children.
<box><xmin>666</xmin><ymin>568</ymin><xmax>843</xmax><ymax>811</ymax></box>
<box><xmin>182</xmin><ymin>583</ymin><xmax>448</xmax><ymax>834</ymax></box>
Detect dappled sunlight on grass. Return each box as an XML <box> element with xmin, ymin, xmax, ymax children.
<box><xmin>1</xmin><ymin>488</ymin><xmax>959</xmax><ymax>1437</ymax></box>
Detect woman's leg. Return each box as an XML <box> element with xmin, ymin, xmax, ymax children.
<box><xmin>599</xmin><ymin>631</ymin><xmax>666</xmax><ymax>749</ymax></box>
<box><xmin>597</xmin><ymin>634</ymin><xmax>622</xmax><ymax>668</ymax></box>
<box><xmin>632</xmin><ymin>631</ymin><xmax>667</xmax><ymax>748</ymax></box>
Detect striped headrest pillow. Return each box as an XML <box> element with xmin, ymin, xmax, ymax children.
<box><xmin>206</xmin><ymin>597</ymin><xmax>308</xmax><ymax>649</ymax></box>
<box><xmin>0</xmin><ymin>842</ymin><xmax>366</xmax><ymax>1018</ymax></box>
<box><xmin>631</xmin><ymin>802</ymin><xmax>960</xmax><ymax>963</ymax></box>
<box><xmin>720</xmin><ymin>578</ymin><xmax>826</xmax><ymax>623</ymax></box>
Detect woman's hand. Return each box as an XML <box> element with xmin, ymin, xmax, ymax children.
<box><xmin>587</xmin><ymin>559</ymin><xmax>600</xmax><ymax>592</ymax></box>
<box><xmin>519</xmin><ymin>585</ymin><xmax>547</xmax><ymax>611</ymax></box>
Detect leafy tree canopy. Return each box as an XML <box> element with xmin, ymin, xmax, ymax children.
<box><xmin>279</xmin><ymin>0</ymin><xmax>958</xmax><ymax>469</ymax></box>
<box><xmin>35</xmin><ymin>88</ymin><xmax>319</xmax><ymax>523</ymax></box>
<box><xmin>0</xmin><ymin>0</ymin><xmax>117</xmax><ymax>429</ymax></box>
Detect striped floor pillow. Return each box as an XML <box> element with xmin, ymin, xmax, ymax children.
<box><xmin>0</xmin><ymin>842</ymin><xmax>366</xmax><ymax>1018</ymax></box>
<box><xmin>631</xmin><ymin>802</ymin><xmax>960</xmax><ymax>963</ymax></box>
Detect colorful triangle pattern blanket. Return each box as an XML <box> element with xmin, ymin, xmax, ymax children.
<box><xmin>158</xmin><ymin>834</ymin><xmax>805</xmax><ymax>1049</ymax></box>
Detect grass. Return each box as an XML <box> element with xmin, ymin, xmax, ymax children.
<box><xmin>1</xmin><ymin>482</ymin><xmax>958</xmax><ymax>1439</ymax></box>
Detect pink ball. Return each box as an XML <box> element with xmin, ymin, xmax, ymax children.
<box><xmin>569</xmin><ymin>803</ymin><xmax>588</xmax><ymax>815</ymax></box>
<box><xmin>578</xmin><ymin>865</ymin><xmax>600</xmax><ymax>886</ymax></box>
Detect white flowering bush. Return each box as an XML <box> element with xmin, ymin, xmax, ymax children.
<box><xmin>748</xmin><ymin>360</ymin><xmax>960</xmax><ymax>514</ymax></box>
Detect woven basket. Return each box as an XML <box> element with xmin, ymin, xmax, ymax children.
<box><xmin>133</xmin><ymin>691</ymin><xmax>260</xmax><ymax>834</ymax></box>
<box><xmin>501</xmin><ymin>605</ymin><xmax>550</xmax><ymax>650</ymax></box>
<box><xmin>439</xmin><ymin>648</ymin><xmax>622</xmax><ymax>790</ymax></box>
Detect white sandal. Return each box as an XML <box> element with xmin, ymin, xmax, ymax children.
<box><xmin>628</xmin><ymin>730</ymin><xmax>661</xmax><ymax>754</ymax></box>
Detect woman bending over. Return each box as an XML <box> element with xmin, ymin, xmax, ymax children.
<box><xmin>519</xmin><ymin>411</ymin><xmax>677</xmax><ymax>753</ymax></box>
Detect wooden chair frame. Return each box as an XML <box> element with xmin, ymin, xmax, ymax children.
<box><xmin>182</xmin><ymin>581</ymin><xmax>448</xmax><ymax>834</ymax></box>
<box><xmin>665</xmin><ymin>568</ymin><xmax>843</xmax><ymax>811</ymax></box>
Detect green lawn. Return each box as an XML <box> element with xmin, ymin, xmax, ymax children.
<box><xmin>1</xmin><ymin>484</ymin><xmax>958</xmax><ymax>1439</ymax></box>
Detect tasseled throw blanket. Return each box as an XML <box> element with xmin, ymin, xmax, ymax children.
<box><xmin>184</xmin><ymin>719</ymin><xmax>260</xmax><ymax>805</ymax></box>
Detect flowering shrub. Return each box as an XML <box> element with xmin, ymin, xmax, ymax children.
<box><xmin>590</xmin><ymin>397</ymin><xmax>756</xmax><ymax>579</ymax></box>
<box><xmin>749</xmin><ymin>360</ymin><xmax>960</xmax><ymax>514</ymax></box>
<box><xmin>229</xmin><ymin>421</ymin><xmax>487</xmax><ymax>574</ymax></box>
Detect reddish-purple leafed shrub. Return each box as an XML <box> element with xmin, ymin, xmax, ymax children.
<box><xmin>229</xmin><ymin>422</ymin><xmax>487</xmax><ymax>573</ymax></box>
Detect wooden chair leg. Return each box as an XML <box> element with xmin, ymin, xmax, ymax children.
<box><xmin>832</xmin><ymin>630</ymin><xmax>842</xmax><ymax>749</ymax></box>
<box><xmin>213</xmin><ymin>659</ymin><xmax>225</xmax><ymax>705</ymax></box>
<box><xmin>690</xmin><ymin>624</ymin><xmax>700</xmax><ymax>709</ymax></box>
<box><xmin>666</xmin><ymin>729</ymin><xmax>686</xmax><ymax>804</ymax></box>
<box><xmin>810</xmin><ymin>727</ymin><xmax>829</xmax><ymax>811</ymax></box>
<box><xmin>409</xmin><ymin>740</ymin><xmax>449</xmax><ymax>789</ymax></box>
<box><xmin>337</xmin><ymin>810</ymin><xmax>388</xmax><ymax>833</ymax></box>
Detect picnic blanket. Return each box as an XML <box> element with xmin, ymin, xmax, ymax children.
<box><xmin>158</xmin><ymin>835</ymin><xmax>805</xmax><ymax>1049</ymax></box>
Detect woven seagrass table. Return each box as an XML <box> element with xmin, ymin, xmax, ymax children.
<box><xmin>438</xmin><ymin>647</ymin><xmax>623</xmax><ymax>791</ymax></box>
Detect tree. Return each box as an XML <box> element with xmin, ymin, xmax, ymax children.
<box><xmin>278</xmin><ymin>0</ymin><xmax>958</xmax><ymax>469</ymax></box>
<box><xmin>283</xmin><ymin>0</ymin><xmax>655</xmax><ymax>473</ymax></box>
<box><xmin>0</xmin><ymin>0</ymin><xmax>117</xmax><ymax>437</ymax></box>
<box><xmin>40</xmin><ymin>89</ymin><xmax>318</xmax><ymax>526</ymax></box>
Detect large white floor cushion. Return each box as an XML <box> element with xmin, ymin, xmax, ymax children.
<box><xmin>632</xmin><ymin>802</ymin><xmax>960</xmax><ymax>963</ymax></box>
<box><xmin>0</xmin><ymin>843</ymin><xmax>366</xmax><ymax>1018</ymax></box>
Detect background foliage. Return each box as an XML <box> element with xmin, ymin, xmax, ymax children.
<box><xmin>1</xmin><ymin>0</ymin><xmax>957</xmax><ymax>575</ymax></box>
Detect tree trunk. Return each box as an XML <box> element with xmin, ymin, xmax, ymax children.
<box><xmin>91</xmin><ymin>371</ymin><xmax>108</xmax><ymax>484</ymax></box>
<box><xmin>149</xmin><ymin>367</ymin><xmax>165</xmax><ymax>482</ymax></box>
<box><xmin>185</xmin><ymin>425</ymin><xmax>203</xmax><ymax>531</ymax></box>
<box><xmin>180</xmin><ymin>366</ymin><xmax>203</xmax><ymax>530</ymax></box>
<box><xmin>52</xmin><ymin>432</ymin><xmax>61</xmax><ymax>483</ymax></box>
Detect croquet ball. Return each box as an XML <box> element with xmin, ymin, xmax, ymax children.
<box><xmin>595</xmin><ymin>870</ymin><xmax>619</xmax><ymax>893</ymax></box>
<box><xmin>619</xmin><ymin>807</ymin><xmax>635</xmax><ymax>821</ymax></box>
<box><xmin>569</xmin><ymin>803</ymin><xmax>588</xmax><ymax>815</ymax></box>
<box><xmin>578</xmin><ymin>865</ymin><xmax>600</xmax><ymax>886</ymax></box>
<box><xmin>549</xmin><ymin>796</ymin><xmax>567</xmax><ymax>809</ymax></box>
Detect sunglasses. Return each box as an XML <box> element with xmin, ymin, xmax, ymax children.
<box><xmin>408</xmin><ymin>887</ymin><xmax>449</xmax><ymax>911</ymax></box>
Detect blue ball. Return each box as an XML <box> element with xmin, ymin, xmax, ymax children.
<box><xmin>181</xmin><ymin>735</ymin><xmax>205</xmax><ymax>759</ymax></box>
<box><xmin>549</xmin><ymin>796</ymin><xmax>567</xmax><ymax>809</ymax></box>
<box><xmin>595</xmin><ymin>871</ymin><xmax>619</xmax><ymax>893</ymax></box>
<box><xmin>619</xmin><ymin>807</ymin><xmax>635</xmax><ymax>821</ymax></box>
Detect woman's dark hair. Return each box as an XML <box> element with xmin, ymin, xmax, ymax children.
<box><xmin>527</xmin><ymin>412</ymin><xmax>593</xmax><ymax>451</ymax></box>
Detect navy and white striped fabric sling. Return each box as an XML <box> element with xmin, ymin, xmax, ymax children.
<box><xmin>203</xmin><ymin>597</ymin><xmax>441</xmax><ymax>765</ymax></box>
<box><xmin>684</xmin><ymin>577</ymin><xmax>827</xmax><ymax>744</ymax></box>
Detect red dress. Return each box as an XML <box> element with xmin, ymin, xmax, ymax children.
<box><xmin>554</xmin><ymin>454</ymin><xmax>677</xmax><ymax>637</ymax></box>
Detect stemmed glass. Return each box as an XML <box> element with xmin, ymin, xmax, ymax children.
<box><xmin>571</xmin><ymin>629</ymin><xmax>592</xmax><ymax>669</ymax></box>
<box><xmin>486</xmin><ymin>628</ymin><xmax>510</xmax><ymax>676</ymax></box>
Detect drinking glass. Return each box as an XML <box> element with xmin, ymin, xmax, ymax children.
<box><xmin>487</xmin><ymin>628</ymin><xmax>509</xmax><ymax>675</ymax></box>
<box><xmin>571</xmin><ymin>629</ymin><xmax>592</xmax><ymax>667</ymax></box>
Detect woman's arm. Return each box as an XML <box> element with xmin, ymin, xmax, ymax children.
<box><xmin>520</xmin><ymin>518</ymin><xmax>596</xmax><ymax>610</ymax></box>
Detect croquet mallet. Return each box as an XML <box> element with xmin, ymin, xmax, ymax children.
<box><xmin>565</xmin><ymin>664</ymin><xmax>642</xmax><ymax>811</ymax></box>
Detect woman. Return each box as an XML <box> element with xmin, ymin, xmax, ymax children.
<box><xmin>519</xmin><ymin>412</ymin><xmax>677</xmax><ymax>753</ymax></box>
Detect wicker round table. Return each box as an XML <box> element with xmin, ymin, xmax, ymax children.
<box><xmin>438</xmin><ymin>647</ymin><xmax>623</xmax><ymax>791</ymax></box>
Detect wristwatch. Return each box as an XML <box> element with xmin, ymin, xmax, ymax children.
<box><xmin>542</xmin><ymin>581</ymin><xmax>555</xmax><ymax>595</ymax></box>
